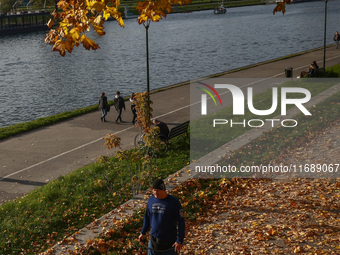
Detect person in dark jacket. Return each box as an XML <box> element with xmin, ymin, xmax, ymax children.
<box><xmin>333</xmin><ymin>31</ymin><xmax>340</xmax><ymax>49</ymax></box>
<box><xmin>153</xmin><ymin>119</ymin><xmax>169</xmax><ymax>140</ymax></box>
<box><xmin>130</xmin><ymin>93</ymin><xmax>137</xmax><ymax>124</ymax></box>
<box><xmin>139</xmin><ymin>179</ymin><xmax>185</xmax><ymax>255</ymax></box>
<box><xmin>98</xmin><ymin>92</ymin><xmax>109</xmax><ymax>122</ymax></box>
<box><xmin>114</xmin><ymin>91</ymin><xmax>125</xmax><ymax>123</ymax></box>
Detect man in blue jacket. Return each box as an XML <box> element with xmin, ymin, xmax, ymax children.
<box><xmin>139</xmin><ymin>179</ymin><xmax>185</xmax><ymax>254</ymax></box>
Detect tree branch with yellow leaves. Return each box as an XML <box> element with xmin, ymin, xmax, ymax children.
<box><xmin>45</xmin><ymin>0</ymin><xmax>191</xmax><ymax>56</ymax></box>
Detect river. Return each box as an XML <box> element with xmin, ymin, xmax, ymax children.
<box><xmin>0</xmin><ymin>0</ymin><xmax>339</xmax><ymax>127</ymax></box>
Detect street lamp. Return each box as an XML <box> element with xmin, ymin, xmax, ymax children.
<box><xmin>323</xmin><ymin>0</ymin><xmax>328</xmax><ymax>70</ymax></box>
<box><xmin>143</xmin><ymin>20</ymin><xmax>151</xmax><ymax>94</ymax></box>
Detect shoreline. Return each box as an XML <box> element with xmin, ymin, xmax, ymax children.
<box><xmin>0</xmin><ymin>44</ymin><xmax>336</xmax><ymax>141</ymax></box>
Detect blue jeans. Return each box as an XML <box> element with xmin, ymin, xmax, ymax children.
<box><xmin>148</xmin><ymin>240</ymin><xmax>177</xmax><ymax>255</ymax></box>
<box><xmin>101</xmin><ymin>108</ymin><xmax>107</xmax><ymax>120</ymax></box>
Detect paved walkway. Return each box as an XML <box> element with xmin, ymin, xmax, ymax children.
<box><xmin>1</xmin><ymin>46</ymin><xmax>340</xmax><ymax>205</ymax></box>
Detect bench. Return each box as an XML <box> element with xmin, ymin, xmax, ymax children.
<box><xmin>306</xmin><ymin>68</ymin><xmax>322</xmax><ymax>78</ymax></box>
<box><xmin>135</xmin><ymin>121</ymin><xmax>190</xmax><ymax>156</ymax></box>
<box><xmin>168</xmin><ymin>120</ymin><xmax>190</xmax><ymax>140</ymax></box>
<box><xmin>159</xmin><ymin>121</ymin><xmax>190</xmax><ymax>143</ymax></box>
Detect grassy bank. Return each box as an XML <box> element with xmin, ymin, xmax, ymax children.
<box><xmin>0</xmin><ymin>135</ymin><xmax>190</xmax><ymax>253</ymax></box>
<box><xmin>0</xmin><ymin>104</ymin><xmax>99</xmax><ymax>141</ymax></box>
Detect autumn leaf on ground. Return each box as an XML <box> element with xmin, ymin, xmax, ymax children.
<box><xmin>290</xmin><ymin>200</ymin><xmax>298</xmax><ymax>208</ymax></box>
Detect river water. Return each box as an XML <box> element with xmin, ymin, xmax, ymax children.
<box><xmin>0</xmin><ymin>1</ymin><xmax>340</xmax><ymax>127</ymax></box>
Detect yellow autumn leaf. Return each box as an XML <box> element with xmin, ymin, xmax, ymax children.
<box><xmin>69</xmin><ymin>27</ymin><xmax>80</xmax><ymax>41</ymax></box>
<box><xmin>57</xmin><ymin>0</ymin><xmax>68</xmax><ymax>9</ymax></box>
<box><xmin>59</xmin><ymin>20</ymin><xmax>70</xmax><ymax>31</ymax></box>
<box><xmin>106</xmin><ymin>6</ymin><xmax>118</xmax><ymax>14</ymax></box>
<box><xmin>52</xmin><ymin>39</ymin><xmax>73</xmax><ymax>56</ymax></box>
<box><xmin>45</xmin><ymin>29</ymin><xmax>59</xmax><ymax>44</ymax></box>
<box><xmin>152</xmin><ymin>14</ymin><xmax>162</xmax><ymax>22</ymax></box>
<box><xmin>93</xmin><ymin>15</ymin><xmax>103</xmax><ymax>25</ymax></box>
<box><xmin>93</xmin><ymin>25</ymin><xmax>106</xmax><ymax>36</ymax></box>
<box><xmin>47</xmin><ymin>19</ymin><xmax>54</xmax><ymax>29</ymax></box>
<box><xmin>103</xmin><ymin>11</ymin><xmax>111</xmax><ymax>20</ymax></box>
<box><xmin>138</xmin><ymin>14</ymin><xmax>148</xmax><ymax>24</ymax></box>
<box><xmin>117</xmin><ymin>17</ymin><xmax>125</xmax><ymax>27</ymax></box>
<box><xmin>81</xmin><ymin>35</ymin><xmax>100</xmax><ymax>50</ymax></box>
<box><xmin>88</xmin><ymin>1</ymin><xmax>106</xmax><ymax>13</ymax></box>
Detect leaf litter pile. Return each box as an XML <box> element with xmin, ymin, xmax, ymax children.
<box><xmin>184</xmin><ymin>178</ymin><xmax>339</xmax><ymax>255</ymax></box>
<box><xmin>183</xmin><ymin>123</ymin><xmax>339</xmax><ymax>255</ymax></box>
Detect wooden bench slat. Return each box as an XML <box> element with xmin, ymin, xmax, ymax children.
<box><xmin>168</xmin><ymin>121</ymin><xmax>190</xmax><ymax>140</ymax></box>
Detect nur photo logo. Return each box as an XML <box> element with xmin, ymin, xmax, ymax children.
<box><xmin>197</xmin><ymin>82</ymin><xmax>312</xmax><ymax>128</ymax></box>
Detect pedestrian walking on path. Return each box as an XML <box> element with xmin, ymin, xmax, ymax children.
<box><xmin>139</xmin><ymin>179</ymin><xmax>185</xmax><ymax>255</ymax></box>
<box><xmin>98</xmin><ymin>92</ymin><xmax>109</xmax><ymax>122</ymax></box>
<box><xmin>333</xmin><ymin>31</ymin><xmax>340</xmax><ymax>49</ymax></box>
<box><xmin>114</xmin><ymin>91</ymin><xmax>125</xmax><ymax>123</ymax></box>
<box><xmin>130</xmin><ymin>93</ymin><xmax>137</xmax><ymax>124</ymax></box>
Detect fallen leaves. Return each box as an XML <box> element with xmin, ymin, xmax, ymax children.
<box><xmin>183</xmin><ymin>178</ymin><xmax>340</xmax><ymax>255</ymax></box>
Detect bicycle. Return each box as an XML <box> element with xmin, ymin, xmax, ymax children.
<box><xmin>134</xmin><ymin>132</ymin><xmax>168</xmax><ymax>158</ymax></box>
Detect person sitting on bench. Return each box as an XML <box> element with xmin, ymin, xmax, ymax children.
<box><xmin>297</xmin><ymin>60</ymin><xmax>320</xmax><ymax>78</ymax></box>
<box><xmin>153</xmin><ymin>119</ymin><xmax>169</xmax><ymax>141</ymax></box>
<box><xmin>307</xmin><ymin>61</ymin><xmax>319</xmax><ymax>76</ymax></box>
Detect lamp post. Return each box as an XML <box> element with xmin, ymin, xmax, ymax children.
<box><xmin>323</xmin><ymin>0</ymin><xmax>328</xmax><ymax>70</ymax></box>
<box><xmin>143</xmin><ymin>20</ymin><xmax>151</xmax><ymax>94</ymax></box>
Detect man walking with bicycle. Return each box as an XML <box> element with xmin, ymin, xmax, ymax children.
<box><xmin>139</xmin><ymin>179</ymin><xmax>185</xmax><ymax>254</ymax></box>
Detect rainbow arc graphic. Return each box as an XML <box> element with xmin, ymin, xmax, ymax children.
<box><xmin>197</xmin><ymin>82</ymin><xmax>222</xmax><ymax>115</ymax></box>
